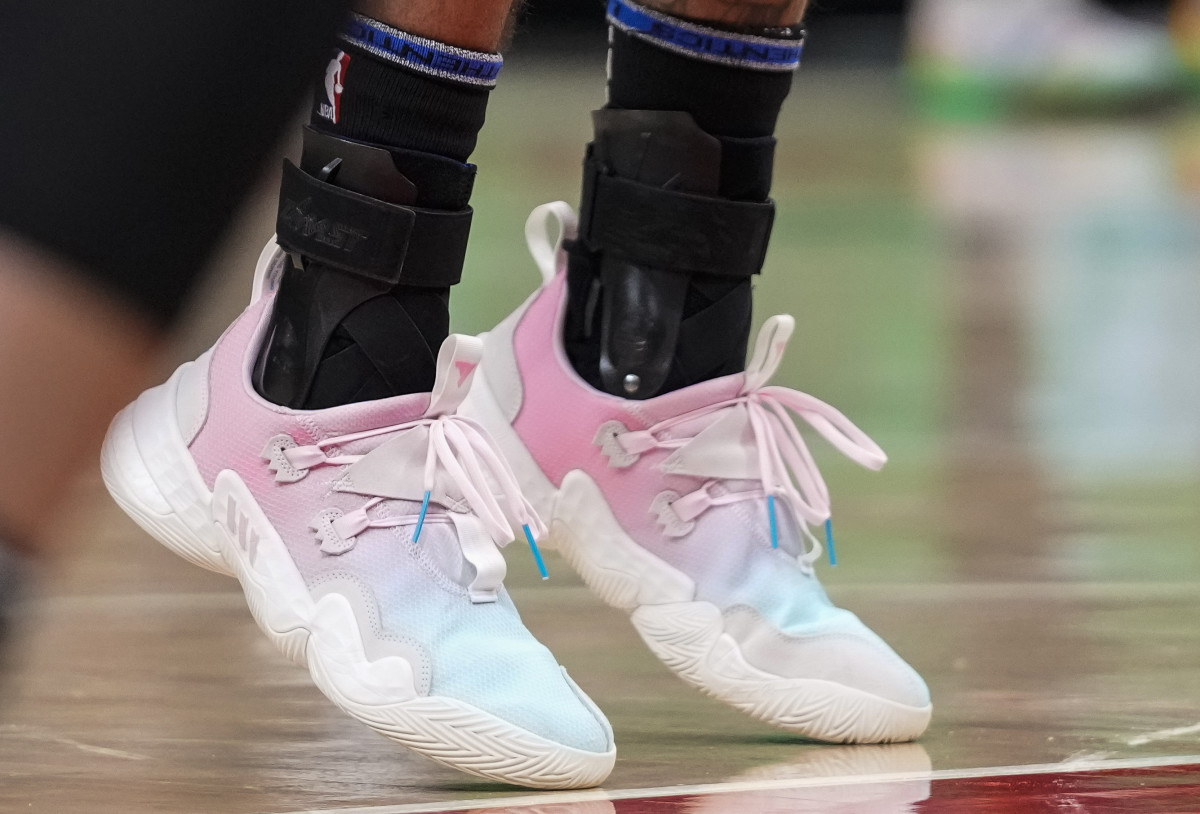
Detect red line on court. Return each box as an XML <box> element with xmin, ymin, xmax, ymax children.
<box><xmin>602</xmin><ymin>763</ymin><xmax>1200</xmax><ymax>813</ymax></box>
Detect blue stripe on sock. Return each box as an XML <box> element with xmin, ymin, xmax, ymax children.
<box><xmin>606</xmin><ymin>0</ymin><xmax>803</xmax><ymax>72</ymax></box>
<box><xmin>339</xmin><ymin>13</ymin><xmax>503</xmax><ymax>87</ymax></box>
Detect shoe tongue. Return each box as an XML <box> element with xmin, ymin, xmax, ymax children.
<box><xmin>741</xmin><ymin>314</ymin><xmax>795</xmax><ymax>394</ymax></box>
<box><xmin>641</xmin><ymin>313</ymin><xmax>796</xmax><ymax>443</ymax></box>
<box><xmin>426</xmin><ymin>334</ymin><xmax>483</xmax><ymax>417</ymax></box>
<box><xmin>663</xmin><ymin>403</ymin><xmax>761</xmax><ymax>480</ymax></box>
<box><xmin>251</xmin><ymin>241</ymin><xmax>288</xmax><ymax>304</ymax></box>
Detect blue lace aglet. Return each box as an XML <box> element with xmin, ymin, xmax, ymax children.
<box><xmin>768</xmin><ymin>495</ymin><xmax>779</xmax><ymax>549</ymax></box>
<box><xmin>825</xmin><ymin>518</ymin><xmax>837</xmax><ymax>566</ymax></box>
<box><xmin>524</xmin><ymin>524</ymin><xmax>549</xmax><ymax>580</ymax></box>
<box><xmin>414</xmin><ymin>490</ymin><xmax>431</xmax><ymax>543</ymax></box>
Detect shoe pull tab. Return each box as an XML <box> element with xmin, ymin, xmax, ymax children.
<box><xmin>742</xmin><ymin>314</ymin><xmax>795</xmax><ymax>394</ymax></box>
<box><xmin>427</xmin><ymin>334</ymin><xmax>483</xmax><ymax>417</ymax></box>
<box><xmin>525</xmin><ymin>201</ymin><xmax>578</xmax><ymax>285</ymax></box>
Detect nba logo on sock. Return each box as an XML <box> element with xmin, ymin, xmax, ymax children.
<box><xmin>318</xmin><ymin>51</ymin><xmax>351</xmax><ymax>124</ymax></box>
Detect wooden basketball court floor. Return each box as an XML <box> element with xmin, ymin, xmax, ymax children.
<box><xmin>2</xmin><ymin>66</ymin><xmax>1199</xmax><ymax>813</ymax></box>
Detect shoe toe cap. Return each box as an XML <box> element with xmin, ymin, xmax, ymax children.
<box><xmin>430</xmin><ymin>620</ymin><xmax>614</xmax><ymax>756</ymax></box>
<box><xmin>725</xmin><ymin>604</ymin><xmax>931</xmax><ymax>711</ymax></box>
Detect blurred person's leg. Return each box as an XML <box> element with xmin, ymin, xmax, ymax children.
<box><xmin>457</xmin><ymin>0</ymin><xmax>933</xmax><ymax>744</ymax></box>
<box><xmin>0</xmin><ymin>240</ymin><xmax>159</xmax><ymax>551</ymax></box>
<box><xmin>0</xmin><ymin>239</ymin><xmax>160</xmax><ymax>667</ymax></box>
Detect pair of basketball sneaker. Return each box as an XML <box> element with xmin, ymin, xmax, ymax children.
<box><xmin>100</xmin><ymin>202</ymin><xmax>931</xmax><ymax>790</ymax></box>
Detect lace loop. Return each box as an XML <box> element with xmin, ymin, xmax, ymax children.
<box><xmin>283</xmin><ymin>445</ymin><xmax>338</xmax><ymax>470</ymax></box>
<box><xmin>618</xmin><ymin>430</ymin><xmax>659</xmax><ymax>455</ymax></box>
<box><xmin>332</xmin><ymin>505</ymin><xmax>374</xmax><ymax>540</ymax></box>
<box><xmin>671</xmin><ymin>482</ymin><xmax>715</xmax><ymax>522</ymax></box>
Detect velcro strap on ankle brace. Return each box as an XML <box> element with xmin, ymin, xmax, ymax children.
<box><xmin>277</xmin><ymin>160</ymin><xmax>470</xmax><ymax>286</ymax></box>
<box><xmin>581</xmin><ymin>165</ymin><xmax>774</xmax><ymax>278</ymax></box>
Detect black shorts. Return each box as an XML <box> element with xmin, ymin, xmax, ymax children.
<box><xmin>0</xmin><ymin>1</ymin><xmax>344</xmax><ymax>328</ymax></box>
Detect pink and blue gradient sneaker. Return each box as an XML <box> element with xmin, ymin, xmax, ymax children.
<box><xmin>100</xmin><ymin>241</ymin><xmax>615</xmax><ymax>788</ymax></box>
<box><xmin>461</xmin><ymin>203</ymin><xmax>932</xmax><ymax>744</ymax></box>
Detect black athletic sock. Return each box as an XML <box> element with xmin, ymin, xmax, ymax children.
<box><xmin>256</xmin><ymin>14</ymin><xmax>501</xmax><ymax>409</ymax></box>
<box><xmin>565</xmin><ymin>0</ymin><xmax>804</xmax><ymax>398</ymax></box>
<box><xmin>309</xmin><ymin>13</ymin><xmax>495</xmax><ymax>163</ymax></box>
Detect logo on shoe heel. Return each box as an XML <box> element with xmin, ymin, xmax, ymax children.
<box><xmin>454</xmin><ymin>360</ymin><xmax>478</xmax><ymax>387</ymax></box>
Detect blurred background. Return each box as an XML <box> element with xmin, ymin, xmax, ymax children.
<box><xmin>4</xmin><ymin>2</ymin><xmax>1199</xmax><ymax>811</ymax></box>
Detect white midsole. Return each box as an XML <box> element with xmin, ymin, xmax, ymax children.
<box><xmin>101</xmin><ymin>363</ymin><xmax>229</xmax><ymax>575</ymax></box>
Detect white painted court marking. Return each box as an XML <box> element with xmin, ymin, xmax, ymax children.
<box><xmin>277</xmin><ymin>753</ymin><xmax>1200</xmax><ymax>814</ymax></box>
<box><xmin>1127</xmin><ymin>722</ymin><xmax>1200</xmax><ymax>747</ymax></box>
<box><xmin>2</xmin><ymin>725</ymin><xmax>152</xmax><ymax>762</ymax></box>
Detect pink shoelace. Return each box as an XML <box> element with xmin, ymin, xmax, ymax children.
<box><xmin>610</xmin><ymin>384</ymin><xmax>887</xmax><ymax>572</ymax></box>
<box><xmin>273</xmin><ymin>413</ymin><xmax>550</xmax><ymax>576</ymax></box>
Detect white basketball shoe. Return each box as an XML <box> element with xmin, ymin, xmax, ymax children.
<box><xmin>101</xmin><ymin>241</ymin><xmax>615</xmax><ymax>788</ymax></box>
<box><xmin>461</xmin><ymin>203</ymin><xmax>932</xmax><ymax>744</ymax></box>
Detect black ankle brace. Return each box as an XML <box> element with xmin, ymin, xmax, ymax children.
<box><xmin>565</xmin><ymin>109</ymin><xmax>775</xmax><ymax>399</ymax></box>
<box><xmin>254</xmin><ymin>128</ymin><xmax>474</xmax><ymax>408</ymax></box>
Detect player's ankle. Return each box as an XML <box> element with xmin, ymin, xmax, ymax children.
<box><xmin>255</xmin><ymin>14</ymin><xmax>501</xmax><ymax>409</ymax></box>
<box><xmin>565</xmin><ymin>0</ymin><xmax>803</xmax><ymax>399</ymax></box>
